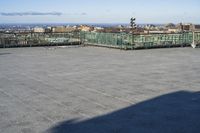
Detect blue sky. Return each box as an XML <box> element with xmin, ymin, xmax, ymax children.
<box><xmin>0</xmin><ymin>0</ymin><xmax>199</xmax><ymax>24</ymax></box>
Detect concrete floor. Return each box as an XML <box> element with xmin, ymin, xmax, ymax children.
<box><xmin>0</xmin><ymin>46</ymin><xmax>200</xmax><ymax>133</ymax></box>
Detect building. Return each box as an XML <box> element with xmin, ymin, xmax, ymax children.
<box><xmin>191</xmin><ymin>25</ymin><xmax>200</xmax><ymax>31</ymax></box>
<box><xmin>33</xmin><ymin>27</ymin><xmax>45</xmax><ymax>33</ymax></box>
<box><xmin>176</xmin><ymin>23</ymin><xmax>193</xmax><ymax>31</ymax></box>
<box><xmin>167</xmin><ymin>28</ymin><xmax>181</xmax><ymax>33</ymax></box>
<box><xmin>144</xmin><ymin>24</ymin><xmax>156</xmax><ymax>30</ymax></box>
<box><xmin>51</xmin><ymin>26</ymin><xmax>76</xmax><ymax>33</ymax></box>
<box><xmin>144</xmin><ymin>30</ymin><xmax>165</xmax><ymax>34</ymax></box>
<box><xmin>78</xmin><ymin>25</ymin><xmax>94</xmax><ymax>32</ymax></box>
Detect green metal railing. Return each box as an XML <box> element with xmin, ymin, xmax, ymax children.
<box><xmin>0</xmin><ymin>32</ymin><xmax>81</xmax><ymax>48</ymax></box>
<box><xmin>81</xmin><ymin>32</ymin><xmax>200</xmax><ymax>49</ymax></box>
<box><xmin>1</xmin><ymin>31</ymin><xmax>200</xmax><ymax>49</ymax></box>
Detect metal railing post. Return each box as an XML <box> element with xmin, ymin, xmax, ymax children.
<box><xmin>191</xmin><ymin>31</ymin><xmax>196</xmax><ymax>48</ymax></box>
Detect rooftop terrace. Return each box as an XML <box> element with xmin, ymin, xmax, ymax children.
<box><xmin>0</xmin><ymin>47</ymin><xmax>200</xmax><ymax>133</ymax></box>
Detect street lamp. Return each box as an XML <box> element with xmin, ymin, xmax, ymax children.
<box><xmin>130</xmin><ymin>17</ymin><xmax>136</xmax><ymax>33</ymax></box>
<box><xmin>130</xmin><ymin>17</ymin><xmax>136</xmax><ymax>49</ymax></box>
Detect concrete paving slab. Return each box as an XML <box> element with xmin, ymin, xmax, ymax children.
<box><xmin>0</xmin><ymin>47</ymin><xmax>200</xmax><ymax>133</ymax></box>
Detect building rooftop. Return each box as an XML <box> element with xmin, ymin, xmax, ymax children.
<box><xmin>0</xmin><ymin>47</ymin><xmax>200</xmax><ymax>133</ymax></box>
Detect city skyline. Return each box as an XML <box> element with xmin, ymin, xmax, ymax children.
<box><xmin>0</xmin><ymin>0</ymin><xmax>200</xmax><ymax>24</ymax></box>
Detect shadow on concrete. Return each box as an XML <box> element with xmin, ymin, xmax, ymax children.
<box><xmin>47</xmin><ymin>91</ymin><xmax>200</xmax><ymax>133</ymax></box>
<box><xmin>0</xmin><ymin>53</ymin><xmax>11</xmax><ymax>55</ymax></box>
